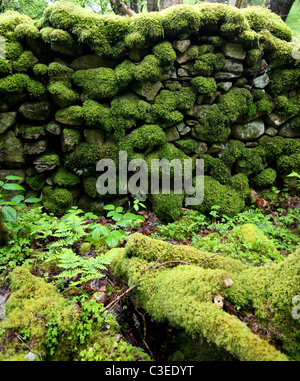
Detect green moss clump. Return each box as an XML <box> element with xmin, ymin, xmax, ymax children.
<box><xmin>277</xmin><ymin>153</ymin><xmax>300</xmax><ymax>176</ymax></box>
<box><xmin>191</xmin><ymin>76</ymin><xmax>217</xmax><ymax>96</ymax></box>
<box><xmin>0</xmin><ymin>11</ymin><xmax>33</xmax><ymax>39</ymax></box>
<box><xmin>42</xmin><ymin>187</ymin><xmax>73</xmax><ymax>216</ymax></box>
<box><xmin>246</xmin><ymin>48</ymin><xmax>260</xmax><ymax>66</ymax></box>
<box><xmin>162</xmin><ymin>4</ymin><xmax>202</xmax><ymax>35</ymax></box>
<box><xmin>231</xmin><ymin>173</ymin><xmax>250</xmax><ymax>200</ymax></box>
<box><xmin>150</xmin><ymin>88</ymin><xmax>196</xmax><ymax>124</ymax></box>
<box><xmin>134</xmin><ymin>55</ymin><xmax>164</xmax><ymax>82</ymax></box>
<box><xmin>253</xmin><ymin>168</ymin><xmax>277</xmax><ymax>189</ymax></box>
<box><xmin>152</xmin><ymin>41</ymin><xmax>176</xmax><ymax>64</ymax></box>
<box><xmin>275</xmin><ymin>95</ymin><xmax>300</xmax><ymax>118</ymax></box>
<box><xmin>0</xmin><ymin>74</ymin><xmax>46</xmax><ymax>98</ymax></box>
<box><xmin>55</xmin><ymin>106</ymin><xmax>83</xmax><ymax>126</ymax></box>
<box><xmin>72</xmin><ymin>68</ymin><xmax>118</xmax><ymax>100</ymax></box>
<box><xmin>255</xmin><ymin>96</ymin><xmax>275</xmax><ymax>115</ymax></box>
<box><xmin>12</xmin><ymin>51</ymin><xmax>36</xmax><ymax>73</ymax></box>
<box><xmin>268</xmin><ymin>68</ymin><xmax>300</xmax><ymax>96</ymax></box>
<box><xmin>48</xmin><ymin>82</ymin><xmax>80</xmax><ymax>108</ymax></box>
<box><xmin>26</xmin><ymin>173</ymin><xmax>45</xmax><ymax>191</ymax></box>
<box><xmin>52</xmin><ymin>168</ymin><xmax>80</xmax><ymax>187</ymax></box>
<box><xmin>5</xmin><ymin>42</ymin><xmax>23</xmax><ymax>60</ymax></box>
<box><xmin>210</xmin><ymin>159</ymin><xmax>231</xmax><ymax>185</ymax></box>
<box><xmin>114</xmin><ymin>60</ymin><xmax>136</xmax><ymax>89</ymax></box>
<box><xmin>33</xmin><ymin>64</ymin><xmax>48</xmax><ymax>79</ymax></box>
<box><xmin>191</xmin><ymin>176</ymin><xmax>245</xmax><ymax>217</ymax></box>
<box><xmin>83</xmin><ymin>176</ymin><xmax>99</xmax><ymax>199</ymax></box>
<box><xmin>65</xmin><ymin>143</ymin><xmax>119</xmax><ymax>175</ymax></box>
<box><xmin>194</xmin><ymin>52</ymin><xmax>225</xmax><ymax>75</ymax></box>
<box><xmin>14</xmin><ymin>22</ymin><xmax>39</xmax><ymax>39</ymax></box>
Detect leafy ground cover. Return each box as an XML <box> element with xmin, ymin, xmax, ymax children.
<box><xmin>0</xmin><ymin>174</ymin><xmax>299</xmax><ymax>361</ymax></box>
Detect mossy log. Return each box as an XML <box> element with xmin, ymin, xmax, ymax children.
<box><xmin>111</xmin><ymin>233</ymin><xmax>300</xmax><ymax>361</ymax></box>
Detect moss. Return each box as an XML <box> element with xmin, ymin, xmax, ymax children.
<box><xmin>268</xmin><ymin>68</ymin><xmax>300</xmax><ymax>96</ymax></box>
<box><xmin>134</xmin><ymin>55</ymin><xmax>164</xmax><ymax>82</ymax></box>
<box><xmin>150</xmin><ymin>87</ymin><xmax>196</xmax><ymax>124</ymax></box>
<box><xmin>210</xmin><ymin>159</ymin><xmax>231</xmax><ymax>185</ymax></box>
<box><xmin>114</xmin><ymin>60</ymin><xmax>136</xmax><ymax>89</ymax></box>
<box><xmin>42</xmin><ymin>186</ymin><xmax>73</xmax><ymax>216</ymax></box>
<box><xmin>48</xmin><ymin>62</ymin><xmax>73</xmax><ymax>84</ymax></box>
<box><xmin>26</xmin><ymin>174</ymin><xmax>45</xmax><ymax>191</ymax></box>
<box><xmin>55</xmin><ymin>106</ymin><xmax>83</xmax><ymax>126</ymax></box>
<box><xmin>194</xmin><ymin>52</ymin><xmax>225</xmax><ymax>75</ymax></box>
<box><xmin>65</xmin><ymin>142</ymin><xmax>119</xmax><ymax>175</ymax></box>
<box><xmin>0</xmin><ymin>266</ymin><xmax>79</xmax><ymax>358</ymax></box>
<box><xmin>48</xmin><ymin>82</ymin><xmax>79</xmax><ymax>108</ymax></box>
<box><xmin>191</xmin><ymin>176</ymin><xmax>245</xmax><ymax>218</ymax></box>
<box><xmin>0</xmin><ymin>11</ymin><xmax>33</xmax><ymax>39</ymax></box>
<box><xmin>162</xmin><ymin>4</ymin><xmax>202</xmax><ymax>35</ymax></box>
<box><xmin>33</xmin><ymin>64</ymin><xmax>48</xmax><ymax>79</ymax></box>
<box><xmin>72</xmin><ymin>68</ymin><xmax>118</xmax><ymax>100</ymax></box>
<box><xmin>0</xmin><ymin>74</ymin><xmax>45</xmax><ymax>98</ymax></box>
<box><xmin>150</xmin><ymin>192</ymin><xmax>184</xmax><ymax>223</ymax></box>
<box><xmin>253</xmin><ymin>168</ymin><xmax>277</xmax><ymax>189</ymax></box>
<box><xmin>152</xmin><ymin>41</ymin><xmax>176</xmax><ymax>64</ymax></box>
<box><xmin>12</xmin><ymin>51</ymin><xmax>36</xmax><ymax>73</ymax></box>
<box><xmin>191</xmin><ymin>76</ymin><xmax>217</xmax><ymax>96</ymax></box>
<box><xmin>277</xmin><ymin>153</ymin><xmax>300</xmax><ymax>176</ymax></box>
<box><xmin>83</xmin><ymin>176</ymin><xmax>99</xmax><ymax>199</ymax></box>
<box><xmin>231</xmin><ymin>173</ymin><xmax>250</xmax><ymax>200</ymax></box>
<box><xmin>52</xmin><ymin>168</ymin><xmax>80</xmax><ymax>187</ymax></box>
<box><xmin>5</xmin><ymin>42</ymin><xmax>23</xmax><ymax>60</ymax></box>
<box><xmin>255</xmin><ymin>96</ymin><xmax>275</xmax><ymax>115</ymax></box>
<box><xmin>242</xmin><ymin>6</ymin><xmax>293</xmax><ymax>42</ymax></box>
<box><xmin>274</xmin><ymin>95</ymin><xmax>300</xmax><ymax>118</ymax></box>
<box><xmin>246</xmin><ymin>48</ymin><xmax>260</xmax><ymax>67</ymax></box>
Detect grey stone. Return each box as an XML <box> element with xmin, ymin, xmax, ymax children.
<box><xmin>180</xmin><ymin>126</ymin><xmax>191</xmax><ymax>136</ymax></box>
<box><xmin>175</xmin><ymin>122</ymin><xmax>186</xmax><ymax>133</ymax></box>
<box><xmin>253</xmin><ymin>73</ymin><xmax>270</xmax><ymax>89</ymax></box>
<box><xmin>223</xmin><ymin>59</ymin><xmax>243</xmax><ymax>73</ymax></box>
<box><xmin>84</xmin><ymin>129</ymin><xmax>105</xmax><ymax>145</ymax></box>
<box><xmin>207</xmin><ymin>143</ymin><xmax>224</xmax><ymax>154</ymax></box>
<box><xmin>223</xmin><ymin>43</ymin><xmax>246</xmax><ymax>60</ymax></box>
<box><xmin>46</xmin><ymin>121</ymin><xmax>62</xmax><ymax>136</ymax></box>
<box><xmin>129</xmin><ymin>49</ymin><xmax>148</xmax><ymax>62</ymax></box>
<box><xmin>19</xmin><ymin>101</ymin><xmax>51</xmax><ymax>121</ymax></box>
<box><xmin>34</xmin><ymin>153</ymin><xmax>60</xmax><ymax>172</ymax></box>
<box><xmin>217</xmin><ymin>82</ymin><xmax>232</xmax><ymax>92</ymax></box>
<box><xmin>265</xmin><ymin>113</ymin><xmax>291</xmax><ymax>128</ymax></box>
<box><xmin>178</xmin><ymin>67</ymin><xmax>190</xmax><ymax>77</ymax></box>
<box><xmin>214</xmin><ymin>72</ymin><xmax>240</xmax><ymax>80</ymax></box>
<box><xmin>0</xmin><ymin>131</ymin><xmax>25</xmax><ymax>168</ymax></box>
<box><xmin>17</xmin><ymin>125</ymin><xmax>46</xmax><ymax>140</ymax></box>
<box><xmin>265</xmin><ymin>127</ymin><xmax>278</xmax><ymax>136</ymax></box>
<box><xmin>0</xmin><ymin>112</ymin><xmax>17</xmax><ymax>134</ymax></box>
<box><xmin>70</xmin><ymin>54</ymin><xmax>115</xmax><ymax>70</ymax></box>
<box><xmin>0</xmin><ymin>169</ymin><xmax>26</xmax><ymax>183</ymax></box>
<box><xmin>24</xmin><ymin>140</ymin><xmax>47</xmax><ymax>155</ymax></box>
<box><xmin>245</xmin><ymin>141</ymin><xmax>258</xmax><ymax>147</ymax></box>
<box><xmin>278</xmin><ymin>118</ymin><xmax>300</xmax><ymax>138</ymax></box>
<box><xmin>133</xmin><ymin>81</ymin><xmax>162</xmax><ymax>101</ymax></box>
<box><xmin>203</xmin><ymin>91</ymin><xmax>221</xmax><ymax>105</ymax></box>
<box><xmin>172</xmin><ymin>39</ymin><xmax>191</xmax><ymax>53</ymax></box>
<box><xmin>61</xmin><ymin>128</ymin><xmax>81</xmax><ymax>152</ymax></box>
<box><xmin>231</xmin><ymin>118</ymin><xmax>265</xmax><ymax>140</ymax></box>
<box><xmin>165</xmin><ymin>126</ymin><xmax>180</xmax><ymax>142</ymax></box>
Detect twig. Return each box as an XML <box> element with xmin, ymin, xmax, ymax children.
<box><xmin>198</xmin><ymin>252</ymin><xmax>222</xmax><ymax>267</ymax></box>
<box><xmin>101</xmin><ymin>284</ymin><xmax>137</xmax><ymax>313</ymax></box>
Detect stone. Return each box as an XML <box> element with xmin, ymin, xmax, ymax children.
<box><xmin>175</xmin><ymin>139</ymin><xmax>199</xmax><ymax>155</ymax></box>
<box><xmin>265</xmin><ymin>127</ymin><xmax>278</xmax><ymax>136</ymax></box>
<box><xmin>46</xmin><ymin>121</ymin><xmax>62</xmax><ymax>136</ymax></box>
<box><xmin>84</xmin><ymin>129</ymin><xmax>105</xmax><ymax>145</ymax></box>
<box><xmin>231</xmin><ymin>118</ymin><xmax>265</xmax><ymax>140</ymax></box>
<box><xmin>17</xmin><ymin>125</ymin><xmax>46</xmax><ymax>140</ymax></box>
<box><xmin>223</xmin><ymin>60</ymin><xmax>243</xmax><ymax>73</ymax></box>
<box><xmin>186</xmin><ymin>120</ymin><xmax>198</xmax><ymax>126</ymax></box>
<box><xmin>196</xmin><ymin>95</ymin><xmax>205</xmax><ymax>105</ymax></box>
<box><xmin>265</xmin><ymin>113</ymin><xmax>291</xmax><ymax>128</ymax></box>
<box><xmin>0</xmin><ymin>131</ymin><xmax>25</xmax><ymax>168</ymax></box>
<box><xmin>19</xmin><ymin>101</ymin><xmax>51</xmax><ymax>121</ymax></box>
<box><xmin>178</xmin><ymin>67</ymin><xmax>190</xmax><ymax>77</ymax></box>
<box><xmin>172</xmin><ymin>39</ymin><xmax>191</xmax><ymax>53</ymax></box>
<box><xmin>207</xmin><ymin>143</ymin><xmax>224</xmax><ymax>154</ymax></box>
<box><xmin>217</xmin><ymin>82</ymin><xmax>232</xmax><ymax>92</ymax></box>
<box><xmin>174</xmin><ymin>122</ymin><xmax>186</xmax><ymax>133</ymax></box>
<box><xmin>180</xmin><ymin>126</ymin><xmax>191</xmax><ymax>136</ymax></box>
<box><xmin>24</xmin><ymin>140</ymin><xmax>47</xmax><ymax>155</ymax></box>
<box><xmin>133</xmin><ymin>81</ymin><xmax>162</xmax><ymax>101</ymax></box>
<box><xmin>34</xmin><ymin>152</ymin><xmax>60</xmax><ymax>172</ymax></box>
<box><xmin>165</xmin><ymin>126</ymin><xmax>180</xmax><ymax>142</ymax></box>
<box><xmin>223</xmin><ymin>43</ymin><xmax>246</xmax><ymax>60</ymax></box>
<box><xmin>0</xmin><ymin>112</ymin><xmax>17</xmax><ymax>134</ymax></box>
<box><xmin>0</xmin><ymin>169</ymin><xmax>26</xmax><ymax>183</ymax></box>
<box><xmin>253</xmin><ymin>73</ymin><xmax>270</xmax><ymax>89</ymax></box>
<box><xmin>278</xmin><ymin>118</ymin><xmax>300</xmax><ymax>138</ymax></box>
<box><xmin>185</xmin><ymin>105</ymin><xmax>202</xmax><ymax>117</ymax></box>
<box><xmin>258</xmin><ymin>135</ymin><xmax>272</xmax><ymax>144</ymax></box>
<box><xmin>78</xmin><ymin>194</ymin><xmax>104</xmax><ymax>214</ymax></box>
<box><xmin>214</xmin><ymin>72</ymin><xmax>240</xmax><ymax>80</ymax></box>
<box><xmin>70</xmin><ymin>54</ymin><xmax>115</xmax><ymax>70</ymax></box>
<box><xmin>129</xmin><ymin>49</ymin><xmax>148</xmax><ymax>62</ymax></box>
<box><xmin>245</xmin><ymin>141</ymin><xmax>258</xmax><ymax>147</ymax></box>
<box><xmin>61</xmin><ymin>128</ymin><xmax>81</xmax><ymax>152</ymax></box>
<box><xmin>203</xmin><ymin>91</ymin><xmax>221</xmax><ymax>105</ymax></box>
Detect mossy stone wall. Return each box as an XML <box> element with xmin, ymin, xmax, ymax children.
<box><xmin>0</xmin><ymin>1</ymin><xmax>299</xmax><ymax>219</ymax></box>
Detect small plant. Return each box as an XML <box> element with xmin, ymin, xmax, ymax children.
<box><xmin>0</xmin><ymin>175</ymin><xmax>41</xmax><ymax>223</ymax></box>
<box><xmin>87</xmin><ymin>200</ymin><xmax>146</xmax><ymax>248</ymax></box>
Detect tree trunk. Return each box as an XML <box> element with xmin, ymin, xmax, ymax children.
<box><xmin>147</xmin><ymin>0</ymin><xmax>159</xmax><ymax>12</ymax></box>
<box><xmin>159</xmin><ymin>0</ymin><xmax>183</xmax><ymax>10</ymax></box>
<box><xmin>130</xmin><ymin>0</ymin><xmax>139</xmax><ymax>13</ymax></box>
<box><xmin>264</xmin><ymin>0</ymin><xmax>296</xmax><ymax>22</ymax></box>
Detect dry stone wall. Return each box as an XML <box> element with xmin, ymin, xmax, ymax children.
<box><xmin>0</xmin><ymin>1</ymin><xmax>299</xmax><ymax>220</ymax></box>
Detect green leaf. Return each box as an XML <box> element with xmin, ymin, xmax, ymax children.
<box><xmin>103</xmin><ymin>204</ymin><xmax>115</xmax><ymax>211</ymax></box>
<box><xmin>10</xmin><ymin>195</ymin><xmax>25</xmax><ymax>204</ymax></box>
<box><xmin>2</xmin><ymin>206</ymin><xmax>17</xmax><ymax>222</ymax></box>
<box><xmin>105</xmin><ymin>235</ymin><xmax>119</xmax><ymax>248</ymax></box>
<box><xmin>2</xmin><ymin>183</ymin><xmax>25</xmax><ymax>191</ymax></box>
<box><xmin>0</xmin><ymin>181</ymin><xmax>4</xmax><ymax>187</ymax></box>
<box><xmin>24</xmin><ymin>198</ymin><xmax>42</xmax><ymax>203</ymax></box>
<box><xmin>5</xmin><ymin>176</ymin><xmax>24</xmax><ymax>181</ymax></box>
